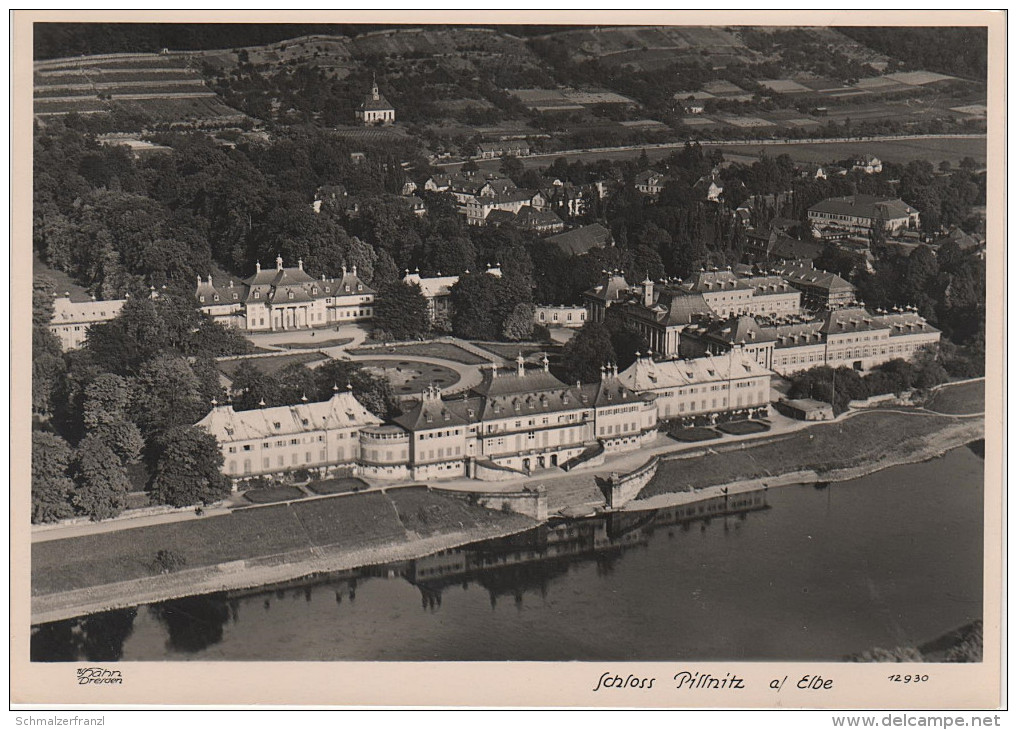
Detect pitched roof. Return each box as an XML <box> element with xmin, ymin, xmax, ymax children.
<box><xmin>617</xmin><ymin>352</ymin><xmax>770</xmax><ymax>392</ymax></box>
<box><xmin>680</xmin><ymin>270</ymin><xmax>753</xmax><ymax>294</ymax></box>
<box><xmin>583</xmin><ymin>269</ymin><xmax>630</xmax><ymax>303</ymax></box>
<box><xmin>809</xmin><ymin>195</ymin><xmax>917</xmax><ymax>221</ymax></box>
<box><xmin>402</xmin><ymin>272</ymin><xmax>461</xmax><ymax>299</ymax></box>
<box><xmin>195</xmin><ymin>391</ymin><xmax>382</xmax><ymax>443</ymax></box>
<box><xmin>547</xmin><ymin>223</ymin><xmax>613</xmax><ymax>255</ymax></box>
<box><xmin>771</xmin><ymin>262</ymin><xmax>855</xmax><ymax>294</ymax></box>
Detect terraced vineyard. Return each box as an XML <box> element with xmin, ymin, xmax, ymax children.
<box><xmin>33</xmin><ymin>52</ymin><xmax>250</xmax><ymax>128</ymax></box>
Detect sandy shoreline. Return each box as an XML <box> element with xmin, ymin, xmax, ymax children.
<box><xmin>32</xmin><ymin>414</ymin><xmax>984</xmax><ymax>625</ymax></box>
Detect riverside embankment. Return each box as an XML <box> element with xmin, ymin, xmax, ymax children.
<box><xmin>32</xmin><ymin>386</ymin><xmax>985</xmax><ymax>624</ymax></box>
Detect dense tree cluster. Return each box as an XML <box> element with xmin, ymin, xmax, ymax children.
<box><xmin>787</xmin><ymin>354</ymin><xmax>948</xmax><ymax>413</ymax></box>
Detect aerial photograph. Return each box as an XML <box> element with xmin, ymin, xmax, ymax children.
<box><xmin>27</xmin><ymin>19</ymin><xmax>989</xmax><ymax>666</ymax></box>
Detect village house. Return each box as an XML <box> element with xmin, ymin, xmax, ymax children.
<box><xmin>195</xmin><ymin>256</ymin><xmax>375</xmax><ymax>331</ymax></box>
<box><xmin>356</xmin><ymin>76</ymin><xmax>395</xmax><ymax>125</ymax></box>
<box><xmin>616</xmin><ymin>350</ymin><xmax>771</xmax><ymax>426</ymax></box>
<box><xmin>49</xmin><ymin>294</ymin><xmax>128</xmax><ymax>350</ymax></box>
<box><xmin>851</xmin><ymin>154</ymin><xmax>883</xmax><ymax>174</ymax></box>
<box><xmin>634</xmin><ymin>169</ymin><xmax>669</xmax><ymax>197</ymax></box>
<box><xmin>485</xmin><ymin>205</ymin><xmax>565</xmax><ymax>234</ymax></box>
<box><xmin>465</xmin><ymin>189</ymin><xmax>546</xmax><ymax>226</ymax></box>
<box><xmin>692</xmin><ymin>173</ymin><xmax>724</xmax><ymax>202</ymax></box>
<box><xmin>808</xmin><ymin>195</ymin><xmax>919</xmax><ymax>234</ymax></box>
<box><xmin>477</xmin><ymin>140</ymin><xmax>530</xmax><ymax>160</ymax></box>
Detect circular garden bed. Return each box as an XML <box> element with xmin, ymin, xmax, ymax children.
<box><xmin>357</xmin><ymin>359</ymin><xmax>461</xmax><ymax>395</ymax></box>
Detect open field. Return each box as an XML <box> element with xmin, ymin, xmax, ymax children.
<box><xmin>455</xmin><ymin>135</ymin><xmax>987</xmax><ymax>175</ymax></box>
<box><xmin>925</xmin><ymin>380</ymin><xmax>985</xmax><ymax>416</ymax></box>
<box><xmin>32</xmin><ymin>489</ymin><xmax>522</xmax><ymax>596</ymax></box>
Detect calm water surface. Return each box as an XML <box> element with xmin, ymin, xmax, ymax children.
<box><xmin>32</xmin><ymin>445</ymin><xmax>984</xmax><ymax>661</ymax></box>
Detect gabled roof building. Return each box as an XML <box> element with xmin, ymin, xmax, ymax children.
<box><xmin>195</xmin><ymin>256</ymin><xmax>375</xmax><ymax>331</ymax></box>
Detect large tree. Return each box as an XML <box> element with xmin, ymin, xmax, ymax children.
<box><xmin>147</xmin><ymin>425</ymin><xmax>230</xmax><ymax>508</ymax></box>
<box><xmin>560</xmin><ymin>322</ymin><xmax>616</xmax><ymax>383</ymax></box>
<box><xmin>69</xmin><ymin>436</ymin><xmax>131</xmax><ymax>521</ymax></box>
<box><xmin>32</xmin><ymin>432</ymin><xmax>76</xmax><ymax>523</ymax></box>
<box><xmin>372</xmin><ymin>280</ymin><xmax>430</xmax><ymax>341</ymax></box>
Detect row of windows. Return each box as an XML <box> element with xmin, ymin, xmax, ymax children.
<box><xmin>418</xmin><ymin>429</ymin><xmax>461</xmax><ymax>440</ymax></box>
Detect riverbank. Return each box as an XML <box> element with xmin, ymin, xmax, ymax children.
<box><xmin>33</xmin><ymin>404</ymin><xmax>983</xmax><ymax>624</ymax></box>
<box><xmin>32</xmin><ymin>489</ymin><xmax>536</xmax><ymax>624</ymax></box>
<box><xmin>631</xmin><ymin>409</ymin><xmax>984</xmax><ymax>508</ymax></box>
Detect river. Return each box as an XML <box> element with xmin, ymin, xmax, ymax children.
<box><xmin>31</xmin><ymin>444</ymin><xmax>984</xmax><ymax>662</ymax></box>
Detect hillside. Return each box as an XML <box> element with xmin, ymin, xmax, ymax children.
<box><xmin>32</xmin><ymin>24</ymin><xmax>986</xmax><ymax>145</ymax></box>
<box><xmin>34</xmin><ymin>52</ymin><xmax>251</xmax><ymax>130</ymax></box>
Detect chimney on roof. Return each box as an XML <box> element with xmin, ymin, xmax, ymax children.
<box><xmin>516</xmin><ymin>353</ymin><xmax>526</xmax><ymax>378</ymax></box>
<box><xmin>298</xmin><ymin>258</ymin><xmax>304</xmax><ymax>270</ymax></box>
<box><xmin>255</xmin><ymin>261</ymin><xmax>261</xmax><ymax>273</ymax></box>
<box><xmin>541</xmin><ymin>352</ymin><xmax>549</xmax><ymax>372</ymax></box>
<box><xmin>352</xmin><ymin>264</ymin><xmax>357</xmax><ymax>276</ymax></box>
<box><xmin>196</xmin><ymin>275</ymin><xmax>201</xmax><ymax>287</ymax></box>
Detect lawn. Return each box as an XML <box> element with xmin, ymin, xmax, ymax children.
<box><xmin>33</xmin><ymin>489</ymin><xmax>528</xmax><ymax>596</ymax></box>
<box><xmin>471</xmin><ymin>342</ymin><xmax>551</xmax><ymax>360</ymax></box>
<box><xmin>306</xmin><ymin>477</ymin><xmax>369</xmax><ymax>495</ymax></box>
<box><xmin>216</xmin><ymin>352</ymin><xmax>327</xmax><ymax>379</ymax></box>
<box><xmin>351</xmin><ymin>342</ymin><xmax>488</xmax><ymax>365</ymax></box>
<box><xmin>277</xmin><ymin>338</ymin><xmax>352</xmax><ymax>350</ymax></box>
<box><xmin>244</xmin><ymin>486</ymin><xmax>306</xmax><ymax>504</ymax></box>
<box><xmin>716</xmin><ymin>420</ymin><xmax>771</xmax><ymax>436</ymax></box>
<box><xmin>924</xmin><ymin>380</ymin><xmax>985</xmax><ymax>415</ymax></box>
<box><xmin>669</xmin><ymin>427</ymin><xmax>722</xmax><ymax>442</ymax></box>
<box><xmin>642</xmin><ymin>410</ymin><xmax>961</xmax><ymax>499</ymax></box>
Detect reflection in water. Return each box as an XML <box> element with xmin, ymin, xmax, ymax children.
<box><xmin>151</xmin><ymin>595</ymin><xmax>231</xmax><ymax>654</ymax></box>
<box><xmin>31</xmin><ymin>607</ymin><xmax>137</xmax><ymax>662</ymax></box>
<box><xmin>30</xmin><ymin>446</ymin><xmax>984</xmax><ymax>661</ymax></box>
<box><xmin>33</xmin><ymin>492</ymin><xmax>764</xmax><ymax>661</ymax></box>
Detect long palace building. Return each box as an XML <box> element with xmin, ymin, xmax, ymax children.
<box><xmin>199</xmin><ymin>355</ymin><xmax>661</xmax><ymax>484</ymax></box>
<box><xmin>195</xmin><ymin>256</ymin><xmax>375</xmax><ymax>332</ymax></box>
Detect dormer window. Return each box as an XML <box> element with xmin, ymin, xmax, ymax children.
<box><xmin>254</xmin><ymin>291</ymin><xmax>260</xmax><ymax>299</ymax></box>
<box><xmin>288</xmin><ymin>291</ymin><xmax>294</xmax><ymax>300</ymax></box>
<box><xmin>426</xmin><ymin>414</ymin><xmax>433</xmax><ymax>423</ymax></box>
<box><xmin>311</xmin><ymin>287</ymin><xmax>317</xmax><ymax>295</ymax></box>
<box><xmin>213</xmin><ymin>294</ymin><xmax>219</xmax><ymax>302</ymax></box>
<box><xmin>273</xmin><ymin>422</ymin><xmax>281</xmax><ymax>429</ymax></box>
<box><xmin>357</xmin><ymin>284</ymin><xmax>363</xmax><ymax>292</ymax></box>
<box><xmin>345</xmin><ymin>285</ymin><xmax>351</xmax><ymax>293</ymax></box>
<box><xmin>232</xmin><ymin>293</ymin><xmax>238</xmax><ymax>300</ymax></box>
<box><xmin>199</xmin><ymin>295</ymin><xmax>206</xmax><ymax>303</ymax></box>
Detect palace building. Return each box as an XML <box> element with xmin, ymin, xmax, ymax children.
<box><xmin>616</xmin><ymin>350</ymin><xmax>771</xmax><ymax>426</ymax></box>
<box><xmin>195</xmin><ymin>385</ymin><xmax>383</xmax><ymax>480</ymax></box>
<box><xmin>678</xmin><ymin>306</ymin><xmax>941</xmax><ymax>376</ymax></box>
<box><xmin>199</xmin><ymin>355</ymin><xmax>661</xmax><ymax>486</ymax></box>
<box><xmin>49</xmin><ymin>294</ymin><xmax>128</xmax><ymax>350</ymax></box>
<box><xmin>195</xmin><ymin>256</ymin><xmax>375</xmax><ymax>331</ymax></box>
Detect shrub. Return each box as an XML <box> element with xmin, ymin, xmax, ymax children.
<box><xmin>153</xmin><ymin>549</ymin><xmax>187</xmax><ymax>574</ymax></box>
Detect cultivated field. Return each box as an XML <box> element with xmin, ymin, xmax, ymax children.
<box><xmin>33</xmin><ymin>53</ymin><xmax>250</xmax><ymax>126</ymax></box>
